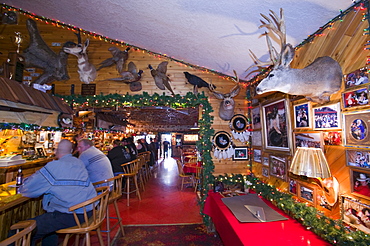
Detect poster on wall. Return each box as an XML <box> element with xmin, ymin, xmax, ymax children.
<box><xmin>350</xmin><ymin>169</ymin><xmax>370</xmax><ymax>200</ymax></box>
<box><xmin>344</xmin><ymin>67</ymin><xmax>369</xmax><ymax>89</ymax></box>
<box><xmin>269</xmin><ymin>155</ymin><xmax>287</xmax><ymax>181</ymax></box>
<box><xmin>251</xmin><ymin>130</ymin><xmax>262</xmax><ymax>146</ymax></box>
<box><xmin>346</xmin><ymin>149</ymin><xmax>370</xmax><ymax>170</ymax></box>
<box><xmin>293</xmin><ymin>132</ymin><xmax>323</xmax><ymax>150</ymax></box>
<box><xmin>293</xmin><ymin>102</ymin><xmax>311</xmax><ymax>129</ymax></box>
<box><xmin>342</xmin><ymin>87</ymin><xmax>369</xmax><ymax>108</ymax></box>
<box><xmin>341</xmin><ymin>196</ymin><xmax>370</xmax><ymax>234</ymax></box>
<box><xmin>322</xmin><ymin>131</ymin><xmax>342</xmax><ymax>146</ymax></box>
<box><xmin>262</xmin><ymin>99</ymin><xmax>290</xmax><ymax>151</ymax></box>
<box><xmin>313</xmin><ymin>103</ymin><xmax>341</xmax><ymax>130</ymax></box>
<box><xmin>343</xmin><ymin>111</ymin><xmax>370</xmax><ymax>147</ymax></box>
<box><xmin>251</xmin><ymin>106</ymin><xmax>261</xmax><ymax>130</ymax></box>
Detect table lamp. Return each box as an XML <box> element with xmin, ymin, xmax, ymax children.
<box><xmin>289</xmin><ymin>147</ymin><xmax>331</xmax><ymax>178</ymax></box>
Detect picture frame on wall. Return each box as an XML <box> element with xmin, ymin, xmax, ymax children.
<box><xmin>344</xmin><ymin>67</ymin><xmax>369</xmax><ymax>89</ymax></box>
<box><xmin>35</xmin><ymin>146</ymin><xmax>46</xmax><ymax>157</ymax></box>
<box><xmin>293</xmin><ymin>102</ymin><xmax>311</xmax><ymax>129</ymax></box>
<box><xmin>313</xmin><ymin>102</ymin><xmax>341</xmax><ymax>130</ymax></box>
<box><xmin>342</xmin><ymin>86</ymin><xmax>369</xmax><ymax>108</ymax></box>
<box><xmin>350</xmin><ymin>169</ymin><xmax>370</xmax><ymax>200</ymax></box>
<box><xmin>346</xmin><ymin>149</ymin><xmax>370</xmax><ymax>170</ymax></box>
<box><xmin>343</xmin><ymin>111</ymin><xmax>370</xmax><ymax>147</ymax></box>
<box><xmin>251</xmin><ymin>130</ymin><xmax>262</xmax><ymax>146</ymax></box>
<box><xmin>253</xmin><ymin>148</ymin><xmax>261</xmax><ymax>163</ymax></box>
<box><xmin>323</xmin><ymin>131</ymin><xmax>342</xmax><ymax>146</ymax></box>
<box><xmin>262</xmin><ymin>167</ymin><xmax>269</xmax><ymax>177</ymax></box>
<box><xmin>293</xmin><ymin>132</ymin><xmax>323</xmax><ymax>150</ymax></box>
<box><xmin>233</xmin><ymin>147</ymin><xmax>249</xmax><ymax>161</ymax></box>
<box><xmin>298</xmin><ymin>183</ymin><xmax>316</xmax><ymax>205</ymax></box>
<box><xmin>288</xmin><ymin>178</ymin><xmax>297</xmax><ymax>195</ymax></box>
<box><xmin>269</xmin><ymin>155</ymin><xmax>287</xmax><ymax>180</ymax></box>
<box><xmin>262</xmin><ymin>153</ymin><xmax>269</xmax><ymax>166</ymax></box>
<box><xmin>262</xmin><ymin>99</ymin><xmax>291</xmax><ymax>151</ymax></box>
<box><xmin>251</xmin><ymin>106</ymin><xmax>261</xmax><ymax>130</ymax></box>
<box><xmin>341</xmin><ymin>196</ymin><xmax>370</xmax><ymax>234</ymax></box>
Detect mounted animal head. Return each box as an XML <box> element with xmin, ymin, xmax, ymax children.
<box><xmin>23</xmin><ymin>18</ymin><xmax>71</xmax><ymax>85</ymax></box>
<box><xmin>248</xmin><ymin>9</ymin><xmax>342</xmax><ymax>104</ymax></box>
<box><xmin>63</xmin><ymin>31</ymin><xmax>97</xmax><ymax>84</ymax></box>
<box><xmin>209</xmin><ymin>71</ymin><xmax>241</xmax><ymax>121</ymax></box>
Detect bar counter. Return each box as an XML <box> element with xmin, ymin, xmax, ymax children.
<box><xmin>0</xmin><ymin>158</ymin><xmax>51</xmax><ymax>241</ymax></box>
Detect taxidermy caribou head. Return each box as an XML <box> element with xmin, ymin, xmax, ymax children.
<box><xmin>23</xmin><ymin>19</ymin><xmax>72</xmax><ymax>85</ymax></box>
<box><xmin>209</xmin><ymin>71</ymin><xmax>241</xmax><ymax>121</ymax></box>
<box><xmin>248</xmin><ymin>9</ymin><xmax>342</xmax><ymax>104</ymax></box>
<box><xmin>63</xmin><ymin>31</ymin><xmax>97</xmax><ymax>84</ymax></box>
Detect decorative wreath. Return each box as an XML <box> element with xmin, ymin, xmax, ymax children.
<box><xmin>229</xmin><ymin>114</ymin><xmax>250</xmax><ymax>143</ymax></box>
<box><xmin>212</xmin><ymin>131</ymin><xmax>234</xmax><ymax>159</ymax></box>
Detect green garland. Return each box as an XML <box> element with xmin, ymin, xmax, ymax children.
<box><xmin>214</xmin><ymin>174</ymin><xmax>370</xmax><ymax>245</ymax></box>
<box><xmin>0</xmin><ymin>123</ymin><xmax>65</xmax><ymax>131</ymax></box>
<box><xmin>57</xmin><ymin>92</ymin><xmax>216</xmax><ymax>203</ymax></box>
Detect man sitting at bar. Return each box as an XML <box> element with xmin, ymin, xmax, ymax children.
<box><xmin>18</xmin><ymin>139</ymin><xmax>97</xmax><ymax>246</ymax></box>
<box><xmin>107</xmin><ymin>139</ymin><xmax>132</xmax><ymax>176</ymax></box>
<box><xmin>77</xmin><ymin>138</ymin><xmax>114</xmax><ymax>183</ymax></box>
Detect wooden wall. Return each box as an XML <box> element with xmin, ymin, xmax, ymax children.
<box><xmin>0</xmin><ymin>12</ymin><xmax>249</xmax><ymax>175</ymax></box>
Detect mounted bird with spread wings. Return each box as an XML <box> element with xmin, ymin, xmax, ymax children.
<box><xmin>148</xmin><ymin>61</ymin><xmax>175</xmax><ymax>96</ymax></box>
<box><xmin>105</xmin><ymin>61</ymin><xmax>143</xmax><ymax>91</ymax></box>
<box><xmin>183</xmin><ymin>71</ymin><xmax>215</xmax><ymax>94</ymax></box>
<box><xmin>97</xmin><ymin>47</ymin><xmax>130</xmax><ymax>73</ymax></box>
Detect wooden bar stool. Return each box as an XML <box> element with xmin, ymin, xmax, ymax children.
<box><xmin>56</xmin><ymin>186</ymin><xmax>110</xmax><ymax>246</ymax></box>
<box><xmin>0</xmin><ymin>220</ymin><xmax>36</xmax><ymax>246</ymax></box>
<box><xmin>121</xmin><ymin>159</ymin><xmax>141</xmax><ymax>206</ymax></box>
<box><xmin>93</xmin><ymin>175</ymin><xmax>125</xmax><ymax>245</ymax></box>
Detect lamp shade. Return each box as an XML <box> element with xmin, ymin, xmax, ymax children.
<box><xmin>289</xmin><ymin>147</ymin><xmax>331</xmax><ymax>178</ymax></box>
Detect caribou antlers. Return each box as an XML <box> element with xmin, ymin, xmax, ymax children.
<box><xmin>248</xmin><ymin>9</ymin><xmax>342</xmax><ymax>104</ymax></box>
<box><xmin>209</xmin><ymin>70</ymin><xmax>241</xmax><ymax>121</ymax></box>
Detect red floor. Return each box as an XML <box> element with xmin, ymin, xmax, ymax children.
<box><xmin>93</xmin><ymin>156</ymin><xmax>203</xmax><ymax>245</ymax></box>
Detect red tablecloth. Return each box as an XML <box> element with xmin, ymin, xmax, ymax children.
<box><xmin>203</xmin><ymin>191</ymin><xmax>331</xmax><ymax>246</ymax></box>
<box><xmin>183</xmin><ymin>162</ymin><xmax>201</xmax><ymax>174</ymax></box>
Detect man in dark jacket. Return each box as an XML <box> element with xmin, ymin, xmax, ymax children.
<box><xmin>107</xmin><ymin>139</ymin><xmax>132</xmax><ymax>175</ymax></box>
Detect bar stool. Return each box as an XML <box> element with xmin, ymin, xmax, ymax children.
<box><xmin>56</xmin><ymin>186</ymin><xmax>110</xmax><ymax>246</ymax></box>
<box><xmin>121</xmin><ymin>159</ymin><xmax>141</xmax><ymax>206</ymax></box>
<box><xmin>0</xmin><ymin>220</ymin><xmax>36</xmax><ymax>246</ymax></box>
<box><xmin>93</xmin><ymin>175</ymin><xmax>125</xmax><ymax>246</ymax></box>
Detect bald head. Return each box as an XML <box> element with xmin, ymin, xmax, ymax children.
<box><xmin>56</xmin><ymin>139</ymin><xmax>73</xmax><ymax>158</ymax></box>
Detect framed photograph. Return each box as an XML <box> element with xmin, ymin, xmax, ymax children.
<box><xmin>298</xmin><ymin>183</ymin><xmax>316</xmax><ymax>205</ymax></box>
<box><xmin>342</xmin><ymin>87</ymin><xmax>369</xmax><ymax>108</ymax></box>
<box><xmin>343</xmin><ymin>111</ymin><xmax>370</xmax><ymax>147</ymax></box>
<box><xmin>293</xmin><ymin>132</ymin><xmax>323</xmax><ymax>150</ymax></box>
<box><xmin>262</xmin><ymin>167</ymin><xmax>269</xmax><ymax>177</ymax></box>
<box><xmin>313</xmin><ymin>103</ymin><xmax>341</xmax><ymax>130</ymax></box>
<box><xmin>293</xmin><ymin>102</ymin><xmax>311</xmax><ymax>129</ymax></box>
<box><xmin>323</xmin><ymin>131</ymin><xmax>342</xmax><ymax>146</ymax></box>
<box><xmin>233</xmin><ymin>147</ymin><xmax>249</xmax><ymax>161</ymax></box>
<box><xmin>346</xmin><ymin>149</ymin><xmax>370</xmax><ymax>169</ymax></box>
<box><xmin>262</xmin><ymin>99</ymin><xmax>291</xmax><ymax>151</ymax></box>
<box><xmin>251</xmin><ymin>130</ymin><xmax>262</xmax><ymax>146</ymax></box>
<box><xmin>344</xmin><ymin>67</ymin><xmax>369</xmax><ymax>89</ymax></box>
<box><xmin>341</xmin><ymin>196</ymin><xmax>370</xmax><ymax>234</ymax></box>
<box><xmin>35</xmin><ymin>146</ymin><xmax>46</xmax><ymax>157</ymax></box>
<box><xmin>251</xmin><ymin>106</ymin><xmax>261</xmax><ymax>130</ymax></box>
<box><xmin>253</xmin><ymin>148</ymin><xmax>261</xmax><ymax>163</ymax></box>
<box><xmin>288</xmin><ymin>178</ymin><xmax>297</xmax><ymax>195</ymax></box>
<box><xmin>262</xmin><ymin>153</ymin><xmax>269</xmax><ymax>166</ymax></box>
<box><xmin>269</xmin><ymin>155</ymin><xmax>287</xmax><ymax>180</ymax></box>
<box><xmin>38</xmin><ymin>131</ymin><xmax>46</xmax><ymax>143</ymax></box>
<box><xmin>350</xmin><ymin>169</ymin><xmax>370</xmax><ymax>200</ymax></box>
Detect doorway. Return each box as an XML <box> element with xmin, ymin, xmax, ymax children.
<box><xmin>160</xmin><ymin>133</ymin><xmax>172</xmax><ymax>158</ymax></box>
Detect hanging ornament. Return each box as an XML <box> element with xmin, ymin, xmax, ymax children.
<box><xmin>229</xmin><ymin>114</ymin><xmax>250</xmax><ymax>143</ymax></box>
<box><xmin>212</xmin><ymin>131</ymin><xmax>234</xmax><ymax>159</ymax></box>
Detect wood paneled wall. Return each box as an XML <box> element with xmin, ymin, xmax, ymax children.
<box><xmin>0</xmin><ymin>13</ymin><xmax>249</xmax><ymax>175</ymax></box>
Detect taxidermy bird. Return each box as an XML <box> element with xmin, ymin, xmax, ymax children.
<box><xmin>97</xmin><ymin>47</ymin><xmax>130</xmax><ymax>73</ymax></box>
<box><xmin>183</xmin><ymin>71</ymin><xmax>215</xmax><ymax>94</ymax></box>
<box><xmin>106</xmin><ymin>62</ymin><xmax>143</xmax><ymax>83</ymax></box>
<box><xmin>148</xmin><ymin>61</ymin><xmax>175</xmax><ymax>96</ymax></box>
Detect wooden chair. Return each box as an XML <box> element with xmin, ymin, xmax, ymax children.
<box><xmin>93</xmin><ymin>175</ymin><xmax>125</xmax><ymax>246</ymax></box>
<box><xmin>0</xmin><ymin>220</ymin><xmax>36</xmax><ymax>246</ymax></box>
<box><xmin>56</xmin><ymin>186</ymin><xmax>110</xmax><ymax>246</ymax></box>
<box><xmin>193</xmin><ymin>166</ymin><xmax>203</xmax><ymax>192</ymax></box>
<box><xmin>121</xmin><ymin>159</ymin><xmax>141</xmax><ymax>206</ymax></box>
<box><xmin>176</xmin><ymin>160</ymin><xmax>193</xmax><ymax>190</ymax></box>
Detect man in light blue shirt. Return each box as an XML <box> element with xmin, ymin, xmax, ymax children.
<box><xmin>19</xmin><ymin>139</ymin><xmax>97</xmax><ymax>246</ymax></box>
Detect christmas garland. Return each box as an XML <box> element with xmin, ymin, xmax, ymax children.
<box><xmin>214</xmin><ymin>174</ymin><xmax>370</xmax><ymax>245</ymax></box>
